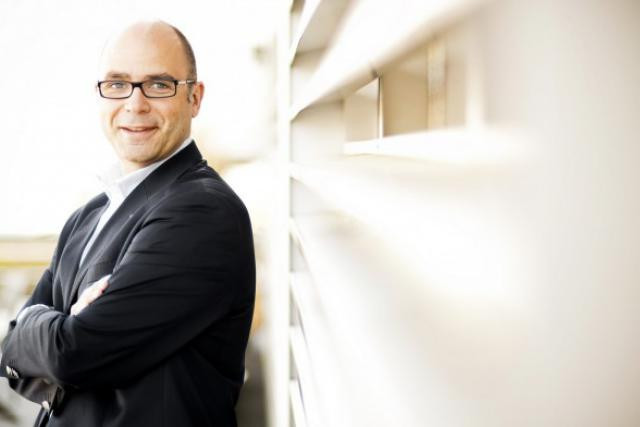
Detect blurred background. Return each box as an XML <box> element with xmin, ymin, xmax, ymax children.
<box><xmin>1</xmin><ymin>0</ymin><xmax>640</xmax><ymax>426</ymax></box>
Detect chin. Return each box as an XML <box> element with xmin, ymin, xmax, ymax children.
<box><xmin>117</xmin><ymin>145</ymin><xmax>154</xmax><ymax>163</ymax></box>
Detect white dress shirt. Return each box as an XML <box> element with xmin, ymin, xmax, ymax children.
<box><xmin>79</xmin><ymin>137</ymin><xmax>193</xmax><ymax>266</ymax></box>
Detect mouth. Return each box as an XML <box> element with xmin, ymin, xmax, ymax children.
<box><xmin>119</xmin><ymin>125</ymin><xmax>158</xmax><ymax>137</ymax></box>
<box><xmin>120</xmin><ymin>126</ymin><xmax>156</xmax><ymax>133</ymax></box>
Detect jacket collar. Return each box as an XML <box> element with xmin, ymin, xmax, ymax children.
<box><xmin>137</xmin><ymin>140</ymin><xmax>203</xmax><ymax>203</ymax></box>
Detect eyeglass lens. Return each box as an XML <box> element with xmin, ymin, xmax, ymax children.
<box><xmin>99</xmin><ymin>80</ymin><xmax>176</xmax><ymax>98</ymax></box>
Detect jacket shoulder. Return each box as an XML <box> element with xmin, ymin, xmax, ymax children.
<box><xmin>164</xmin><ymin>162</ymin><xmax>250</xmax><ymax>220</ymax></box>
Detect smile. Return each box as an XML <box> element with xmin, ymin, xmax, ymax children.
<box><xmin>119</xmin><ymin>126</ymin><xmax>159</xmax><ymax>140</ymax></box>
<box><xmin>120</xmin><ymin>126</ymin><xmax>157</xmax><ymax>133</ymax></box>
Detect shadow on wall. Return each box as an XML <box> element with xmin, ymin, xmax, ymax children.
<box><xmin>0</xmin><ymin>401</ymin><xmax>17</xmax><ymax>425</ymax></box>
<box><xmin>237</xmin><ymin>341</ymin><xmax>267</xmax><ymax>427</ymax></box>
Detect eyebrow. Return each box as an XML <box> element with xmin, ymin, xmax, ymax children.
<box><xmin>102</xmin><ymin>72</ymin><xmax>177</xmax><ymax>81</ymax></box>
<box><xmin>146</xmin><ymin>73</ymin><xmax>177</xmax><ymax>81</ymax></box>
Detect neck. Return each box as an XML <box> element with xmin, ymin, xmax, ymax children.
<box><xmin>121</xmin><ymin>160</ymin><xmax>148</xmax><ymax>174</ymax></box>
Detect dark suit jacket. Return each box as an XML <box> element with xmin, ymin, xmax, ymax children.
<box><xmin>0</xmin><ymin>142</ymin><xmax>256</xmax><ymax>426</ymax></box>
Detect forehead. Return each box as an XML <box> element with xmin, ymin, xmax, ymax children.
<box><xmin>100</xmin><ymin>25</ymin><xmax>188</xmax><ymax>79</ymax></box>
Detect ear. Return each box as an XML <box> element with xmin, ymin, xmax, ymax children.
<box><xmin>190</xmin><ymin>82</ymin><xmax>205</xmax><ymax>118</ymax></box>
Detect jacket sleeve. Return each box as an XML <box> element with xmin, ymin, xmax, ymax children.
<box><xmin>1</xmin><ymin>268</ymin><xmax>60</xmax><ymax>405</ymax></box>
<box><xmin>0</xmin><ymin>208</ymin><xmax>80</xmax><ymax>403</ymax></box>
<box><xmin>0</xmin><ymin>191</ymin><xmax>252</xmax><ymax>389</ymax></box>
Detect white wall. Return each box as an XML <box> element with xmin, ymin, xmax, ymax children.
<box><xmin>274</xmin><ymin>0</ymin><xmax>640</xmax><ymax>426</ymax></box>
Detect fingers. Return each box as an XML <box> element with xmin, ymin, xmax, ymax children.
<box><xmin>88</xmin><ymin>277</ymin><xmax>110</xmax><ymax>303</ymax></box>
<box><xmin>85</xmin><ymin>279</ymin><xmax>109</xmax><ymax>303</ymax></box>
<box><xmin>71</xmin><ymin>276</ymin><xmax>111</xmax><ymax>316</ymax></box>
<box><xmin>86</xmin><ymin>284</ymin><xmax>104</xmax><ymax>304</ymax></box>
<box><xmin>94</xmin><ymin>274</ymin><xmax>111</xmax><ymax>291</ymax></box>
<box><xmin>95</xmin><ymin>277</ymin><xmax>109</xmax><ymax>292</ymax></box>
<box><xmin>71</xmin><ymin>300</ymin><xmax>84</xmax><ymax>316</ymax></box>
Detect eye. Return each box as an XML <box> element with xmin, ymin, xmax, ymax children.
<box><xmin>107</xmin><ymin>81</ymin><xmax>127</xmax><ymax>89</ymax></box>
<box><xmin>149</xmin><ymin>80</ymin><xmax>171</xmax><ymax>90</ymax></box>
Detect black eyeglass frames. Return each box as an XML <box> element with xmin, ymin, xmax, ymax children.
<box><xmin>97</xmin><ymin>79</ymin><xmax>196</xmax><ymax>99</ymax></box>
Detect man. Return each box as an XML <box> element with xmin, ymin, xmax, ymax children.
<box><xmin>0</xmin><ymin>21</ymin><xmax>255</xmax><ymax>427</ymax></box>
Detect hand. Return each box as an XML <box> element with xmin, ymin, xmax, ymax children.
<box><xmin>71</xmin><ymin>275</ymin><xmax>110</xmax><ymax>316</ymax></box>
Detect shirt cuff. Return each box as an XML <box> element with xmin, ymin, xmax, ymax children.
<box><xmin>16</xmin><ymin>304</ymin><xmax>49</xmax><ymax>324</ymax></box>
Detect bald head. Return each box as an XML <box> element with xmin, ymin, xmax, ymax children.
<box><xmin>101</xmin><ymin>21</ymin><xmax>197</xmax><ymax>80</ymax></box>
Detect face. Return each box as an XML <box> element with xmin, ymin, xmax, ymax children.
<box><xmin>98</xmin><ymin>23</ymin><xmax>204</xmax><ymax>172</ymax></box>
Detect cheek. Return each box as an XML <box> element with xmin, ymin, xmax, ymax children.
<box><xmin>157</xmin><ymin>106</ymin><xmax>182</xmax><ymax>129</ymax></box>
<box><xmin>98</xmin><ymin>104</ymin><xmax>118</xmax><ymax>132</ymax></box>
<box><xmin>98</xmin><ymin>111</ymin><xmax>111</xmax><ymax>136</ymax></box>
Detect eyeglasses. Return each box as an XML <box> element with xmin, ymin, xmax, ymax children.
<box><xmin>97</xmin><ymin>79</ymin><xmax>196</xmax><ymax>99</ymax></box>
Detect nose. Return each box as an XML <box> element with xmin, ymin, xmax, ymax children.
<box><xmin>124</xmin><ymin>86</ymin><xmax>151</xmax><ymax>113</ymax></box>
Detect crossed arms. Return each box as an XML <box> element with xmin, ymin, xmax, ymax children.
<box><xmin>0</xmin><ymin>190</ymin><xmax>248</xmax><ymax>391</ymax></box>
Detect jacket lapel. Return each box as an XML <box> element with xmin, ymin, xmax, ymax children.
<box><xmin>59</xmin><ymin>198</ymin><xmax>107</xmax><ymax>310</ymax></box>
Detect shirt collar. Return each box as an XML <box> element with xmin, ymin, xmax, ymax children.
<box><xmin>99</xmin><ymin>137</ymin><xmax>193</xmax><ymax>202</ymax></box>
